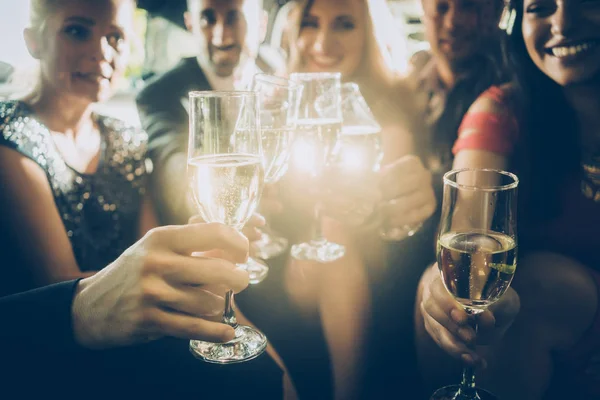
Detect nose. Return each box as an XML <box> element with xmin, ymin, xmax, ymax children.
<box><xmin>212</xmin><ymin>21</ymin><xmax>235</xmax><ymax>48</ymax></box>
<box><xmin>550</xmin><ymin>3</ymin><xmax>578</xmax><ymax>37</ymax></box>
<box><xmin>312</xmin><ymin>28</ymin><xmax>336</xmax><ymax>55</ymax></box>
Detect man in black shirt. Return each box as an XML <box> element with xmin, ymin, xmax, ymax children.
<box><xmin>137</xmin><ymin>0</ymin><xmax>264</xmax><ymax>226</ymax></box>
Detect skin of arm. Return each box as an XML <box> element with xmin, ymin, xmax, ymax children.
<box><xmin>415</xmin><ymin>93</ymin><xmax>512</xmax><ymax>391</ymax></box>
<box><xmin>0</xmin><ymin>147</ymin><xmax>95</xmax><ymax>285</ymax></box>
<box><xmin>137</xmin><ymin>194</ymin><xmax>160</xmax><ymax>237</ymax></box>
<box><xmin>416</xmin><ymin>93</ymin><xmax>599</xmax><ymax>398</ymax></box>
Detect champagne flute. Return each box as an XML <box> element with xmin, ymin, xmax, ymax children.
<box><xmin>431</xmin><ymin>168</ymin><xmax>518</xmax><ymax>400</ymax></box>
<box><xmin>289</xmin><ymin>72</ymin><xmax>345</xmax><ymax>263</ymax></box>
<box><xmin>187</xmin><ymin>91</ymin><xmax>267</xmax><ymax>364</ymax></box>
<box><xmin>240</xmin><ymin>74</ymin><xmax>302</xmax><ymax>283</ymax></box>
<box><xmin>326</xmin><ymin>83</ymin><xmax>384</xmax><ymax>225</ymax></box>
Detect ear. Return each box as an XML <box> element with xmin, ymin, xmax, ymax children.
<box><xmin>184</xmin><ymin>11</ymin><xmax>194</xmax><ymax>33</ymax></box>
<box><xmin>23</xmin><ymin>27</ymin><xmax>42</xmax><ymax>60</ymax></box>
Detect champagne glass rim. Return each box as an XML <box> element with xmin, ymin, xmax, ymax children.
<box><xmin>189</xmin><ymin>90</ymin><xmax>257</xmax><ymax>98</ymax></box>
<box><xmin>443</xmin><ymin>168</ymin><xmax>519</xmax><ymax>192</ymax></box>
<box><xmin>341</xmin><ymin>82</ymin><xmax>360</xmax><ymax>91</ymax></box>
<box><xmin>253</xmin><ymin>73</ymin><xmax>301</xmax><ymax>90</ymax></box>
<box><xmin>289</xmin><ymin>72</ymin><xmax>342</xmax><ymax>81</ymax></box>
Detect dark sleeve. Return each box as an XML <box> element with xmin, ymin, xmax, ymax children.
<box><xmin>136</xmin><ymin>81</ymin><xmax>192</xmax><ymax>226</ymax></box>
<box><xmin>0</xmin><ymin>280</ymin><xmax>81</xmax><ymax>352</ymax></box>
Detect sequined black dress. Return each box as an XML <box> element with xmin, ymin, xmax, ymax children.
<box><xmin>0</xmin><ymin>100</ymin><xmax>149</xmax><ymax>280</ymax></box>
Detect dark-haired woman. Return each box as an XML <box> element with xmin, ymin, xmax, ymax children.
<box><xmin>417</xmin><ymin>0</ymin><xmax>600</xmax><ymax>398</ymax></box>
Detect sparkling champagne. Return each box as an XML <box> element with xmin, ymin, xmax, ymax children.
<box><xmin>188</xmin><ymin>154</ymin><xmax>264</xmax><ymax>230</ymax></box>
<box><xmin>334</xmin><ymin>125</ymin><xmax>383</xmax><ymax>174</ymax></box>
<box><xmin>262</xmin><ymin>127</ymin><xmax>294</xmax><ymax>184</ymax></box>
<box><xmin>289</xmin><ymin>118</ymin><xmax>342</xmax><ymax>177</ymax></box>
<box><xmin>438</xmin><ymin>231</ymin><xmax>517</xmax><ymax>311</ymax></box>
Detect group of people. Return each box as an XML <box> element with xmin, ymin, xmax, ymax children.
<box><xmin>0</xmin><ymin>0</ymin><xmax>599</xmax><ymax>399</ymax></box>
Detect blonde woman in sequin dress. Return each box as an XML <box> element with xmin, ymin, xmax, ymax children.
<box><xmin>0</xmin><ymin>0</ymin><xmax>156</xmax><ymax>294</ymax></box>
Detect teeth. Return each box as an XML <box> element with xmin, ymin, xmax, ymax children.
<box><xmin>551</xmin><ymin>42</ymin><xmax>596</xmax><ymax>57</ymax></box>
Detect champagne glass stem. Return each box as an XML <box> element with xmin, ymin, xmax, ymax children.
<box><xmin>222</xmin><ymin>290</ymin><xmax>238</xmax><ymax>328</ymax></box>
<box><xmin>456</xmin><ymin>310</ymin><xmax>479</xmax><ymax>399</ymax></box>
<box><xmin>312</xmin><ymin>203</ymin><xmax>325</xmax><ymax>243</ymax></box>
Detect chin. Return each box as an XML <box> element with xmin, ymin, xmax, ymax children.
<box><xmin>548</xmin><ymin>68</ymin><xmax>600</xmax><ymax>88</ymax></box>
<box><xmin>79</xmin><ymin>89</ymin><xmax>113</xmax><ymax>104</ymax></box>
<box><xmin>213</xmin><ymin>64</ymin><xmax>236</xmax><ymax>78</ymax></box>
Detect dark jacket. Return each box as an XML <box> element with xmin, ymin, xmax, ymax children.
<box><xmin>136</xmin><ymin>57</ymin><xmax>212</xmax><ymax>225</ymax></box>
<box><xmin>0</xmin><ymin>279</ymin><xmax>284</xmax><ymax>399</ymax></box>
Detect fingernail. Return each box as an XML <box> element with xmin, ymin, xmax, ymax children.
<box><xmin>451</xmin><ymin>309</ymin><xmax>465</xmax><ymax>324</ymax></box>
<box><xmin>222</xmin><ymin>326</ymin><xmax>235</xmax><ymax>342</ymax></box>
<box><xmin>255</xmin><ymin>214</ymin><xmax>266</xmax><ymax>225</ymax></box>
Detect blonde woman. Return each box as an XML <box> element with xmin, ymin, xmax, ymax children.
<box><xmin>279</xmin><ymin>0</ymin><xmax>437</xmax><ymax>398</ymax></box>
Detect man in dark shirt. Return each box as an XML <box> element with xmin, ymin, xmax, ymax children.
<box><xmin>137</xmin><ymin>0</ymin><xmax>264</xmax><ymax>226</ymax></box>
<box><xmin>1</xmin><ymin>222</ymin><xmax>284</xmax><ymax>399</ymax></box>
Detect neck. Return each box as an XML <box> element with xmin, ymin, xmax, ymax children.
<box><xmin>563</xmin><ymin>79</ymin><xmax>600</xmax><ymax>141</ymax></box>
<box><xmin>24</xmin><ymin>84</ymin><xmax>94</xmax><ymax>136</ymax></box>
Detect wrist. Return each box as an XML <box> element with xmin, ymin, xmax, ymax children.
<box><xmin>71</xmin><ymin>277</ymin><xmax>97</xmax><ymax>349</ymax></box>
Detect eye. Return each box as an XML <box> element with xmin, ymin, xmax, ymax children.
<box><xmin>106</xmin><ymin>32</ymin><xmax>124</xmax><ymax>49</ymax></box>
<box><xmin>301</xmin><ymin>17</ymin><xmax>318</xmax><ymax>29</ymax></box>
<box><xmin>63</xmin><ymin>24</ymin><xmax>91</xmax><ymax>41</ymax></box>
<box><xmin>226</xmin><ymin>11</ymin><xmax>240</xmax><ymax>25</ymax></box>
<box><xmin>437</xmin><ymin>2</ymin><xmax>450</xmax><ymax>15</ymax></box>
<box><xmin>525</xmin><ymin>1</ymin><xmax>555</xmax><ymax>16</ymax></box>
<box><xmin>333</xmin><ymin>17</ymin><xmax>356</xmax><ymax>31</ymax></box>
<box><xmin>200</xmin><ymin>10</ymin><xmax>216</xmax><ymax>27</ymax></box>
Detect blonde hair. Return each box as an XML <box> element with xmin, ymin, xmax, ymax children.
<box><xmin>28</xmin><ymin>0</ymin><xmax>63</xmax><ymax>34</ymax></box>
<box><xmin>28</xmin><ymin>0</ymin><xmax>137</xmax><ymax>34</ymax></box>
<box><xmin>287</xmin><ymin>0</ymin><xmax>408</xmax><ymax>97</ymax></box>
<box><xmin>287</xmin><ymin>0</ymin><xmax>417</xmax><ymax>137</ymax></box>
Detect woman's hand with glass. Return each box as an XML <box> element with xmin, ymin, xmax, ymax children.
<box><xmin>419</xmin><ymin>263</ymin><xmax>520</xmax><ymax>367</ymax></box>
<box><xmin>426</xmin><ymin>169</ymin><xmax>519</xmax><ymax>400</ymax></box>
<box><xmin>377</xmin><ymin>154</ymin><xmax>436</xmax><ymax>239</ymax></box>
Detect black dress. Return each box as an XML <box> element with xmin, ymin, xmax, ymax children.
<box><xmin>0</xmin><ymin>100</ymin><xmax>285</xmax><ymax>398</ymax></box>
<box><xmin>0</xmin><ymin>100</ymin><xmax>148</xmax><ymax>294</ymax></box>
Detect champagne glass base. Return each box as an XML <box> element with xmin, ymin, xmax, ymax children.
<box><xmin>253</xmin><ymin>232</ymin><xmax>289</xmax><ymax>260</ymax></box>
<box><xmin>290</xmin><ymin>240</ymin><xmax>345</xmax><ymax>263</ymax></box>
<box><xmin>240</xmin><ymin>257</ymin><xmax>269</xmax><ymax>284</ymax></box>
<box><xmin>430</xmin><ymin>385</ymin><xmax>497</xmax><ymax>400</ymax></box>
<box><xmin>190</xmin><ymin>325</ymin><xmax>268</xmax><ymax>364</ymax></box>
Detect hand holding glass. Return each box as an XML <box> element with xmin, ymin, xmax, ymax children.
<box><xmin>289</xmin><ymin>72</ymin><xmax>345</xmax><ymax>263</ymax></box>
<box><xmin>326</xmin><ymin>82</ymin><xmax>383</xmax><ymax>226</ymax></box>
<box><xmin>187</xmin><ymin>91</ymin><xmax>267</xmax><ymax>363</ymax></box>
<box><xmin>430</xmin><ymin>168</ymin><xmax>518</xmax><ymax>400</ymax></box>
<box><xmin>242</xmin><ymin>74</ymin><xmax>302</xmax><ymax>282</ymax></box>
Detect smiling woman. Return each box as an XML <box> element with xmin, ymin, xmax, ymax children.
<box><xmin>0</xmin><ymin>0</ymin><xmax>158</xmax><ymax>295</ymax></box>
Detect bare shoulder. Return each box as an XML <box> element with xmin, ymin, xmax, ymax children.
<box><xmin>0</xmin><ymin>146</ymin><xmax>49</xmax><ymax>190</ymax></box>
<box><xmin>467</xmin><ymin>83</ymin><xmax>517</xmax><ymax>115</ymax></box>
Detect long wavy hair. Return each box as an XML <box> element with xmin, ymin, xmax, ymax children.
<box><xmin>504</xmin><ymin>0</ymin><xmax>580</xmax><ymax>221</ymax></box>
<box><xmin>286</xmin><ymin>0</ymin><xmax>409</xmax><ymax>114</ymax></box>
